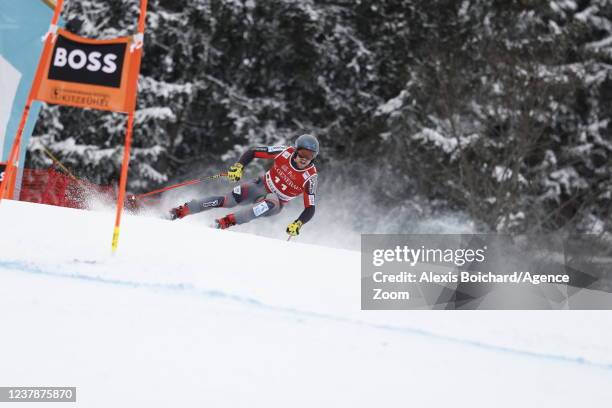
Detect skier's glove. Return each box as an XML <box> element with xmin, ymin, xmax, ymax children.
<box><xmin>227</xmin><ymin>163</ymin><xmax>244</xmax><ymax>182</ymax></box>
<box><xmin>286</xmin><ymin>220</ymin><xmax>303</xmax><ymax>236</ymax></box>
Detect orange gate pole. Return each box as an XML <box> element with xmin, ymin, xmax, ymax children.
<box><xmin>111</xmin><ymin>112</ymin><xmax>135</xmax><ymax>252</ymax></box>
<box><xmin>111</xmin><ymin>0</ymin><xmax>148</xmax><ymax>252</ymax></box>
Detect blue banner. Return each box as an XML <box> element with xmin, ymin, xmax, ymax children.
<box><xmin>0</xmin><ymin>1</ymin><xmax>56</xmax><ymax>197</ymax></box>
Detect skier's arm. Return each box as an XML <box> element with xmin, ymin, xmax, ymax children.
<box><xmin>287</xmin><ymin>175</ymin><xmax>317</xmax><ymax>236</ymax></box>
<box><xmin>297</xmin><ymin>174</ymin><xmax>317</xmax><ymax>224</ymax></box>
<box><xmin>237</xmin><ymin>146</ymin><xmax>286</xmax><ymax>167</ymax></box>
<box><xmin>228</xmin><ymin>146</ymin><xmax>286</xmax><ymax>182</ymax></box>
<box><xmin>297</xmin><ymin>206</ymin><xmax>315</xmax><ymax>224</ymax></box>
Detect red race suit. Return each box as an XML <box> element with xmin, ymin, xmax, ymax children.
<box><xmin>238</xmin><ymin>145</ymin><xmax>318</xmax><ymax>223</ymax></box>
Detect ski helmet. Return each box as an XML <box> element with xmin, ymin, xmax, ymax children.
<box><xmin>295</xmin><ymin>134</ymin><xmax>319</xmax><ymax>158</ymax></box>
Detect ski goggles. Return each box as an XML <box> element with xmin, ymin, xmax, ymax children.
<box><xmin>295</xmin><ymin>149</ymin><xmax>315</xmax><ymax>161</ymax></box>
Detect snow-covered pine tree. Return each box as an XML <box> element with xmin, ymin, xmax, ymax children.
<box><xmin>27</xmin><ymin>0</ymin><xmax>612</xmax><ymax>237</ymax></box>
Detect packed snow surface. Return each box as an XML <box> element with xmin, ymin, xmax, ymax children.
<box><xmin>1</xmin><ymin>200</ymin><xmax>612</xmax><ymax>407</ymax></box>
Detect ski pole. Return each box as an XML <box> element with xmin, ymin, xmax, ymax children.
<box><xmin>130</xmin><ymin>172</ymin><xmax>228</xmax><ymax>201</ymax></box>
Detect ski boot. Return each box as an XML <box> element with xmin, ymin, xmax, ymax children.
<box><xmin>214</xmin><ymin>213</ymin><xmax>236</xmax><ymax>229</ymax></box>
<box><xmin>169</xmin><ymin>203</ymin><xmax>190</xmax><ymax>220</ymax></box>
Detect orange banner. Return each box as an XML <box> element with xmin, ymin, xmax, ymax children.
<box><xmin>34</xmin><ymin>29</ymin><xmax>135</xmax><ymax>113</ymax></box>
<box><xmin>0</xmin><ymin>0</ymin><xmax>148</xmax><ymax>252</ymax></box>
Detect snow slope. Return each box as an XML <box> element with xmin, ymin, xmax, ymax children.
<box><xmin>1</xmin><ymin>200</ymin><xmax>612</xmax><ymax>407</ymax></box>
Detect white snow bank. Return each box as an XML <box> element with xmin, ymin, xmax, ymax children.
<box><xmin>1</xmin><ymin>200</ymin><xmax>611</xmax><ymax>407</ymax></box>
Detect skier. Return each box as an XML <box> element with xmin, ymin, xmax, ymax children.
<box><xmin>169</xmin><ymin>134</ymin><xmax>319</xmax><ymax>237</ymax></box>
